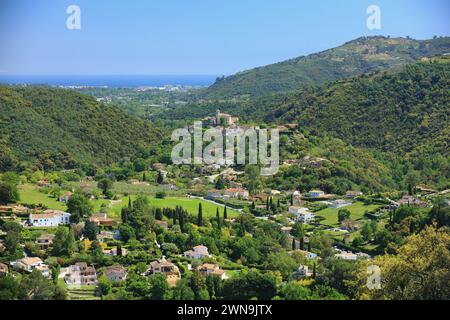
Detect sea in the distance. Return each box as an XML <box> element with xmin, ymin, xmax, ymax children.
<box><xmin>0</xmin><ymin>75</ymin><xmax>219</xmax><ymax>88</ymax></box>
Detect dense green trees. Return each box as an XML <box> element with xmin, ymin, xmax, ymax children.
<box><xmin>205</xmin><ymin>36</ymin><xmax>450</xmax><ymax>98</ymax></box>
<box><xmin>0</xmin><ymin>182</ymin><xmax>19</xmax><ymax>205</ymax></box>
<box><xmin>338</xmin><ymin>209</ymin><xmax>351</xmax><ymax>224</ymax></box>
<box><xmin>0</xmin><ymin>86</ymin><xmax>163</xmax><ymax>170</ymax></box>
<box><xmin>353</xmin><ymin>225</ymin><xmax>450</xmax><ymax>300</ymax></box>
<box><xmin>2</xmin><ymin>222</ymin><xmax>22</xmax><ymax>257</ymax></box>
<box><xmin>222</xmin><ymin>269</ymin><xmax>278</xmax><ymax>300</ymax></box>
<box><xmin>52</xmin><ymin>226</ymin><xmax>76</xmax><ymax>256</ymax></box>
<box><xmin>67</xmin><ymin>192</ymin><xmax>94</xmax><ymax>223</ymax></box>
<box><xmin>18</xmin><ymin>270</ymin><xmax>67</xmax><ymax>300</ymax></box>
<box><xmin>97</xmin><ymin>178</ymin><xmax>114</xmax><ymax>196</ymax></box>
<box><xmin>83</xmin><ymin>220</ymin><xmax>99</xmax><ymax>241</ymax></box>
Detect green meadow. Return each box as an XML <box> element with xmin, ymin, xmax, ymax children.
<box><xmin>315</xmin><ymin>202</ymin><xmax>382</xmax><ymax>226</ymax></box>
<box><xmin>18</xmin><ymin>184</ymin><xmax>240</xmax><ymax>219</ymax></box>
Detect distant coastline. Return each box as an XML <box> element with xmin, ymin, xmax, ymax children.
<box><xmin>0</xmin><ymin>74</ymin><xmax>219</xmax><ymax>88</ymax></box>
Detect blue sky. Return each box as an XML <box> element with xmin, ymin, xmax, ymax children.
<box><xmin>0</xmin><ymin>0</ymin><xmax>449</xmax><ymax>75</ymax></box>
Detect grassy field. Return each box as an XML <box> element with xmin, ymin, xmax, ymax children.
<box><xmin>19</xmin><ymin>184</ymin><xmax>240</xmax><ymax>219</ymax></box>
<box><xmin>18</xmin><ymin>184</ymin><xmax>67</xmax><ymax>211</ymax></box>
<box><xmin>316</xmin><ymin>202</ymin><xmax>382</xmax><ymax>226</ymax></box>
<box><xmin>109</xmin><ymin>196</ymin><xmax>241</xmax><ymax>219</ymax></box>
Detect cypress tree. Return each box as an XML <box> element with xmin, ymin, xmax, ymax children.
<box><xmin>223</xmin><ymin>205</ymin><xmax>228</xmax><ymax>220</ymax></box>
<box><xmin>128</xmin><ymin>196</ymin><xmax>132</xmax><ymax>209</ymax></box>
<box><xmin>117</xmin><ymin>242</ymin><xmax>122</xmax><ymax>257</ymax></box>
<box><xmin>216</xmin><ymin>208</ymin><xmax>221</xmax><ymax>230</ymax></box>
<box><xmin>143</xmin><ymin>172</ymin><xmax>146</xmax><ymax>182</ymax></box>
<box><xmin>300</xmin><ymin>236</ymin><xmax>304</xmax><ymax>251</ymax></box>
<box><xmin>312</xmin><ymin>262</ymin><xmax>317</xmax><ymax>279</ymax></box>
<box><xmin>121</xmin><ymin>207</ymin><xmax>128</xmax><ymax>224</ymax></box>
<box><xmin>277</xmin><ymin>199</ymin><xmax>280</xmax><ymax>208</ymax></box>
<box><xmin>198</xmin><ymin>203</ymin><xmax>203</xmax><ymax>226</ymax></box>
<box><xmin>307</xmin><ymin>240</ymin><xmax>312</xmax><ymax>252</ymax></box>
<box><xmin>292</xmin><ymin>238</ymin><xmax>296</xmax><ymax>250</ymax></box>
<box><xmin>179</xmin><ymin>209</ymin><xmax>185</xmax><ymax>231</ymax></box>
<box><xmin>290</xmin><ymin>194</ymin><xmax>294</xmax><ymax>206</ymax></box>
<box><xmin>237</xmin><ymin>215</ymin><xmax>245</xmax><ymax>237</ymax></box>
<box><xmin>266</xmin><ymin>197</ymin><xmax>269</xmax><ymax>211</ymax></box>
<box><xmin>251</xmin><ymin>201</ymin><xmax>256</xmax><ymax>210</ymax></box>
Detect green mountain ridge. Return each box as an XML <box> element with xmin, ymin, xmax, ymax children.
<box><xmin>206</xmin><ymin>36</ymin><xmax>450</xmax><ymax>98</ymax></box>
<box><xmin>267</xmin><ymin>58</ymin><xmax>449</xmax><ymax>156</ymax></box>
<box><xmin>0</xmin><ymin>86</ymin><xmax>163</xmax><ymax>171</ymax></box>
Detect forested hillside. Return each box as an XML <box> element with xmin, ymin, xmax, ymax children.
<box><xmin>268</xmin><ymin>58</ymin><xmax>449</xmax><ymax>155</ymax></box>
<box><xmin>265</xmin><ymin>58</ymin><xmax>450</xmax><ymax>189</ymax></box>
<box><xmin>0</xmin><ymin>86</ymin><xmax>164</xmax><ymax>171</ymax></box>
<box><xmin>206</xmin><ymin>36</ymin><xmax>450</xmax><ymax>98</ymax></box>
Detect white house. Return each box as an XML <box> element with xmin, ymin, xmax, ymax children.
<box><xmin>309</xmin><ymin>190</ymin><xmax>325</xmax><ymax>198</ymax></box>
<box><xmin>104</xmin><ymin>266</ymin><xmax>128</xmax><ymax>282</ymax></box>
<box><xmin>11</xmin><ymin>257</ymin><xmax>51</xmax><ymax>277</ymax></box>
<box><xmin>184</xmin><ymin>245</ymin><xmax>211</xmax><ymax>259</ymax></box>
<box><xmin>61</xmin><ymin>262</ymin><xmax>98</xmax><ymax>286</ymax></box>
<box><xmin>335</xmin><ymin>252</ymin><xmax>358</xmax><ymax>260</ymax></box>
<box><xmin>28</xmin><ymin>210</ymin><xmax>71</xmax><ymax>227</ymax></box>
<box><xmin>197</xmin><ymin>263</ymin><xmax>228</xmax><ymax>280</ymax></box>
<box><xmin>298</xmin><ymin>250</ymin><xmax>318</xmax><ymax>260</ymax></box>
<box><xmin>289</xmin><ymin>206</ymin><xmax>316</xmax><ymax>223</ymax></box>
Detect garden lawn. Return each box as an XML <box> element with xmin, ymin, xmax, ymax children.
<box><xmin>18</xmin><ymin>184</ymin><xmax>67</xmax><ymax>211</ymax></box>
<box><xmin>316</xmin><ymin>202</ymin><xmax>382</xmax><ymax>226</ymax></box>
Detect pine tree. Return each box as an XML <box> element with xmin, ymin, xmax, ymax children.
<box><xmin>223</xmin><ymin>206</ymin><xmax>228</xmax><ymax>220</ymax></box>
<box><xmin>198</xmin><ymin>203</ymin><xmax>203</xmax><ymax>226</ymax></box>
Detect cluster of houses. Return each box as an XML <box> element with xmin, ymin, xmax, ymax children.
<box><xmin>144</xmin><ymin>245</ymin><xmax>227</xmax><ymax>286</ymax></box>
<box><xmin>60</xmin><ymin>263</ymin><xmax>128</xmax><ymax>285</ymax></box>
<box><xmin>334</xmin><ymin>247</ymin><xmax>370</xmax><ymax>260</ymax></box>
<box><xmin>202</xmin><ymin>110</ymin><xmax>239</xmax><ymax>127</ymax></box>
<box><xmin>207</xmin><ymin>188</ymin><xmax>250</xmax><ymax>200</ymax></box>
